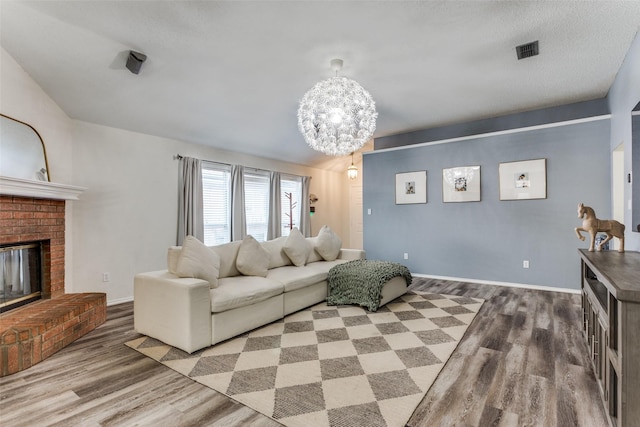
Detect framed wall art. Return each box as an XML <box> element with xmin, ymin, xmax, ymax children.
<box><xmin>499</xmin><ymin>158</ymin><xmax>547</xmax><ymax>200</ymax></box>
<box><xmin>442</xmin><ymin>165</ymin><xmax>481</xmax><ymax>203</ymax></box>
<box><xmin>395</xmin><ymin>171</ymin><xmax>427</xmax><ymax>204</ymax></box>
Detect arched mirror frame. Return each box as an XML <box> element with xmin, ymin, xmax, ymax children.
<box><xmin>0</xmin><ymin>113</ymin><xmax>51</xmax><ymax>182</ymax></box>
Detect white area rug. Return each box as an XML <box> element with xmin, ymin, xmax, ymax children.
<box><xmin>126</xmin><ymin>290</ymin><xmax>483</xmax><ymax>427</ymax></box>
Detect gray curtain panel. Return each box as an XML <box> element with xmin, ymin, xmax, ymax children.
<box><xmin>230</xmin><ymin>164</ymin><xmax>246</xmax><ymax>241</ymax></box>
<box><xmin>300</xmin><ymin>176</ymin><xmax>311</xmax><ymax>237</ymax></box>
<box><xmin>267</xmin><ymin>171</ymin><xmax>281</xmax><ymax>240</ymax></box>
<box><xmin>177</xmin><ymin>156</ymin><xmax>204</xmax><ymax>245</ymax></box>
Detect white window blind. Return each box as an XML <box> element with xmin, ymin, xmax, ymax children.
<box><xmin>281</xmin><ymin>175</ymin><xmax>302</xmax><ymax>236</ymax></box>
<box><xmin>244</xmin><ymin>169</ymin><xmax>270</xmax><ymax>241</ymax></box>
<box><xmin>201</xmin><ymin>162</ymin><xmax>231</xmax><ymax>245</ymax></box>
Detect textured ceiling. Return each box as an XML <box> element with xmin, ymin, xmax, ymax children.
<box><xmin>1</xmin><ymin>1</ymin><xmax>639</xmax><ymax>167</ymax></box>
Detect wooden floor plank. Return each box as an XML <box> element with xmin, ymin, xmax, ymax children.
<box><xmin>0</xmin><ymin>278</ymin><xmax>608</xmax><ymax>426</ymax></box>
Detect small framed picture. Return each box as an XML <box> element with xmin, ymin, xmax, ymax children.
<box><xmin>395</xmin><ymin>171</ymin><xmax>427</xmax><ymax>204</ymax></box>
<box><xmin>499</xmin><ymin>158</ymin><xmax>546</xmax><ymax>200</ymax></box>
<box><xmin>442</xmin><ymin>165</ymin><xmax>481</xmax><ymax>203</ymax></box>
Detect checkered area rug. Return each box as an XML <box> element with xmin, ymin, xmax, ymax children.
<box><xmin>126</xmin><ymin>291</ymin><xmax>483</xmax><ymax>427</ymax></box>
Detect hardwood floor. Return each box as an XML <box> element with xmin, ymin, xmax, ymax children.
<box><xmin>407</xmin><ymin>278</ymin><xmax>607</xmax><ymax>427</ymax></box>
<box><xmin>0</xmin><ymin>278</ymin><xmax>608</xmax><ymax>427</ymax></box>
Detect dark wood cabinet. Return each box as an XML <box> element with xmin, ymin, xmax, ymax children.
<box><xmin>580</xmin><ymin>250</ymin><xmax>640</xmax><ymax>427</ymax></box>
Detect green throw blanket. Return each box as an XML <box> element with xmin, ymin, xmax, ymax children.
<box><xmin>327</xmin><ymin>260</ymin><xmax>412</xmax><ymax>311</ymax></box>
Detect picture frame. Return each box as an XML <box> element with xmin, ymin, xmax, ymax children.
<box><xmin>499</xmin><ymin>158</ymin><xmax>547</xmax><ymax>200</ymax></box>
<box><xmin>442</xmin><ymin>165</ymin><xmax>481</xmax><ymax>203</ymax></box>
<box><xmin>395</xmin><ymin>171</ymin><xmax>427</xmax><ymax>204</ymax></box>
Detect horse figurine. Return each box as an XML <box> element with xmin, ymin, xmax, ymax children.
<box><xmin>575</xmin><ymin>203</ymin><xmax>625</xmax><ymax>252</ymax></box>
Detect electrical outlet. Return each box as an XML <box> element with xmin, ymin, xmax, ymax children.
<box><xmin>102</xmin><ymin>272</ymin><xmax>110</xmax><ymax>282</ymax></box>
<box><xmin>404</xmin><ymin>253</ymin><xmax>409</xmax><ymax>260</ymax></box>
<box><xmin>523</xmin><ymin>260</ymin><xmax>529</xmax><ymax>269</ymax></box>
<box><xmin>367</xmin><ymin>208</ymin><xmax>372</xmax><ymax>215</ymax></box>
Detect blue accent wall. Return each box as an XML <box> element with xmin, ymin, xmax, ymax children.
<box><xmin>607</xmin><ymin>31</ymin><xmax>640</xmax><ymax>251</ymax></box>
<box><xmin>375</xmin><ymin>99</ymin><xmax>609</xmax><ymax>150</ymax></box>
<box><xmin>363</xmin><ymin>118</ymin><xmax>611</xmax><ymax>290</ymax></box>
<box><xmin>633</xmin><ymin>115</ymin><xmax>640</xmax><ymax>231</ymax></box>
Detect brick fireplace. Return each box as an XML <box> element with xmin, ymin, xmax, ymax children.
<box><xmin>0</xmin><ymin>178</ymin><xmax>106</xmax><ymax>376</ymax></box>
<box><xmin>0</xmin><ymin>195</ymin><xmax>65</xmax><ymax>300</ymax></box>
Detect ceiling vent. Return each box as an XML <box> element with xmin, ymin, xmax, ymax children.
<box><xmin>516</xmin><ymin>41</ymin><xmax>539</xmax><ymax>60</ymax></box>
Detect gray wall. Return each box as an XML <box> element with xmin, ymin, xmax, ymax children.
<box><xmin>363</xmin><ymin>119</ymin><xmax>611</xmax><ymax>290</ymax></box>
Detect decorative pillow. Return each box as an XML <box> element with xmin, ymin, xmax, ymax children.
<box><xmin>236</xmin><ymin>235</ymin><xmax>269</xmax><ymax>277</ymax></box>
<box><xmin>167</xmin><ymin>246</ymin><xmax>182</xmax><ymax>274</ymax></box>
<box><xmin>210</xmin><ymin>240</ymin><xmax>242</xmax><ymax>278</ymax></box>
<box><xmin>316</xmin><ymin>225</ymin><xmax>342</xmax><ymax>261</ymax></box>
<box><xmin>306</xmin><ymin>237</ymin><xmax>323</xmax><ymax>263</ymax></box>
<box><xmin>283</xmin><ymin>228</ymin><xmax>312</xmax><ymax>267</ymax></box>
<box><xmin>175</xmin><ymin>236</ymin><xmax>221</xmax><ymax>288</ymax></box>
<box><xmin>261</xmin><ymin>236</ymin><xmax>293</xmax><ymax>269</ymax></box>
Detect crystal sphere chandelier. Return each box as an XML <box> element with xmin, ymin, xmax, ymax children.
<box><xmin>297</xmin><ymin>59</ymin><xmax>378</xmax><ymax>156</ymax></box>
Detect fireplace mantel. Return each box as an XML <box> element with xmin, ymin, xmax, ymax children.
<box><xmin>0</xmin><ymin>176</ymin><xmax>86</xmax><ymax>200</ymax></box>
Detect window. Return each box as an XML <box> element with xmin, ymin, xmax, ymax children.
<box><xmin>244</xmin><ymin>169</ymin><xmax>270</xmax><ymax>241</ymax></box>
<box><xmin>199</xmin><ymin>162</ymin><xmax>304</xmax><ymax>244</ymax></box>
<box><xmin>281</xmin><ymin>175</ymin><xmax>302</xmax><ymax>236</ymax></box>
<box><xmin>202</xmin><ymin>162</ymin><xmax>231</xmax><ymax>245</ymax></box>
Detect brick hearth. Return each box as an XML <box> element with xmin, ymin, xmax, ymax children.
<box><xmin>0</xmin><ymin>193</ymin><xmax>106</xmax><ymax>377</ymax></box>
<box><xmin>0</xmin><ymin>293</ymin><xmax>106</xmax><ymax>376</ymax></box>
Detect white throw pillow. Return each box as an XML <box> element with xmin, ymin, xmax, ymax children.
<box><xmin>283</xmin><ymin>228</ymin><xmax>312</xmax><ymax>267</ymax></box>
<box><xmin>167</xmin><ymin>246</ymin><xmax>182</xmax><ymax>274</ymax></box>
<box><xmin>175</xmin><ymin>236</ymin><xmax>221</xmax><ymax>288</ymax></box>
<box><xmin>315</xmin><ymin>225</ymin><xmax>342</xmax><ymax>261</ymax></box>
<box><xmin>236</xmin><ymin>235</ymin><xmax>269</xmax><ymax>277</ymax></box>
<box><xmin>261</xmin><ymin>236</ymin><xmax>292</xmax><ymax>269</ymax></box>
<box><xmin>210</xmin><ymin>240</ymin><xmax>242</xmax><ymax>278</ymax></box>
<box><xmin>306</xmin><ymin>237</ymin><xmax>323</xmax><ymax>263</ymax></box>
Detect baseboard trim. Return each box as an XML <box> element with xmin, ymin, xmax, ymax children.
<box><xmin>412</xmin><ymin>273</ymin><xmax>581</xmax><ymax>295</ymax></box>
<box><xmin>107</xmin><ymin>296</ymin><xmax>134</xmax><ymax>306</ymax></box>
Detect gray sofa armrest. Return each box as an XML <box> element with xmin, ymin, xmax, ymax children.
<box><xmin>134</xmin><ymin>270</ymin><xmax>212</xmax><ymax>353</ymax></box>
<box><xmin>338</xmin><ymin>248</ymin><xmax>366</xmax><ymax>261</ymax></box>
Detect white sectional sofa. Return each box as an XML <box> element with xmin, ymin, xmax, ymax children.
<box><xmin>134</xmin><ymin>226</ymin><xmax>367</xmax><ymax>353</ymax></box>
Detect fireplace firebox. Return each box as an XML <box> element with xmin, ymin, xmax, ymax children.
<box><xmin>0</xmin><ymin>241</ymin><xmax>44</xmax><ymax>313</ymax></box>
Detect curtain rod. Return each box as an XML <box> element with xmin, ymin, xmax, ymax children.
<box><xmin>174</xmin><ymin>154</ymin><xmax>310</xmax><ymax>179</ymax></box>
<box><xmin>175</xmin><ymin>154</ymin><xmax>228</xmax><ymax>168</ymax></box>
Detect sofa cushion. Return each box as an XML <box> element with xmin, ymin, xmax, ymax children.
<box><xmin>210</xmin><ymin>240</ymin><xmax>242</xmax><ymax>278</ymax></box>
<box><xmin>306</xmin><ymin>237</ymin><xmax>324</xmax><ymax>263</ymax></box>
<box><xmin>261</xmin><ymin>236</ymin><xmax>293</xmax><ymax>269</ymax></box>
<box><xmin>266</xmin><ymin>259</ymin><xmax>348</xmax><ymax>292</ymax></box>
<box><xmin>283</xmin><ymin>228</ymin><xmax>312</xmax><ymax>267</ymax></box>
<box><xmin>236</xmin><ymin>235</ymin><xmax>269</xmax><ymax>277</ymax></box>
<box><xmin>305</xmin><ymin>258</ymin><xmax>348</xmax><ymax>275</ymax></box>
<box><xmin>175</xmin><ymin>236</ymin><xmax>221</xmax><ymax>288</ymax></box>
<box><xmin>316</xmin><ymin>225</ymin><xmax>342</xmax><ymax>261</ymax></box>
<box><xmin>266</xmin><ymin>265</ymin><xmax>327</xmax><ymax>292</ymax></box>
<box><xmin>211</xmin><ymin>276</ymin><xmax>283</xmax><ymax>312</ymax></box>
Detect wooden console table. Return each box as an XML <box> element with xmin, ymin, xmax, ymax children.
<box><xmin>579</xmin><ymin>249</ymin><xmax>640</xmax><ymax>427</ymax></box>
